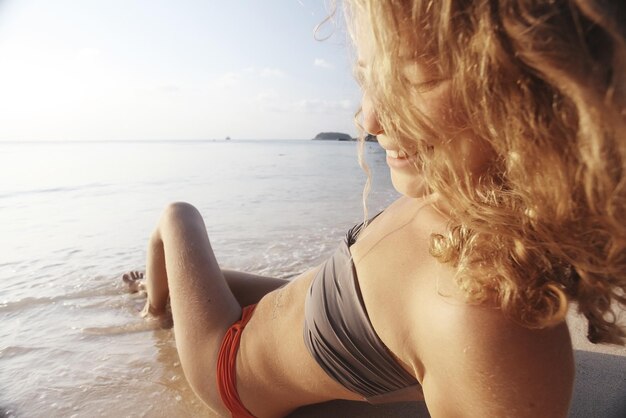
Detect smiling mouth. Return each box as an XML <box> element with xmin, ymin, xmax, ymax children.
<box><xmin>385</xmin><ymin>149</ymin><xmax>418</xmax><ymax>159</ymax></box>
<box><xmin>384</xmin><ymin>148</ymin><xmax>421</xmax><ymax>169</ymax></box>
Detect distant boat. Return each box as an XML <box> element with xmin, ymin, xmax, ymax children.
<box><xmin>225</xmin><ymin>136</ymin><xmax>231</xmax><ymax>140</ymax></box>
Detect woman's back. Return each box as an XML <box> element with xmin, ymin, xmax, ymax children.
<box><xmin>234</xmin><ymin>195</ymin><xmax>575</xmax><ymax>417</ymax></box>
<box><xmin>353</xmin><ymin>196</ymin><xmax>574</xmax><ymax>416</ymax></box>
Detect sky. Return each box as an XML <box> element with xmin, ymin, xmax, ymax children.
<box><xmin>0</xmin><ymin>0</ymin><xmax>362</xmax><ymax>141</ymax></box>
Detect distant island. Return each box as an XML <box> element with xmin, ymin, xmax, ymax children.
<box><xmin>313</xmin><ymin>132</ymin><xmax>377</xmax><ymax>142</ymax></box>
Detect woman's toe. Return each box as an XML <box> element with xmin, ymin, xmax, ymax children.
<box><xmin>122</xmin><ymin>271</ymin><xmax>145</xmax><ymax>293</ymax></box>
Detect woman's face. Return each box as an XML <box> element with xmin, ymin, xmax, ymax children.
<box><xmin>355</xmin><ymin>21</ymin><xmax>493</xmax><ymax>198</ymax></box>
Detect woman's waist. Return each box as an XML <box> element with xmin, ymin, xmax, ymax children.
<box><xmin>235</xmin><ymin>289</ymin><xmax>363</xmax><ymax>412</ymax></box>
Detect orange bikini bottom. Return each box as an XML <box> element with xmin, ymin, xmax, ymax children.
<box><xmin>216</xmin><ymin>304</ymin><xmax>257</xmax><ymax>418</ymax></box>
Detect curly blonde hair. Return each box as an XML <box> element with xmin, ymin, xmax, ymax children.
<box><xmin>339</xmin><ymin>0</ymin><xmax>626</xmax><ymax>344</ymax></box>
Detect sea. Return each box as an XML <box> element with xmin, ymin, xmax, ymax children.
<box><xmin>0</xmin><ymin>139</ymin><xmax>400</xmax><ymax>417</ymax></box>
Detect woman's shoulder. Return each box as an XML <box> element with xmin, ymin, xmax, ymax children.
<box><xmin>350</xmin><ymin>195</ymin><xmax>456</xmax><ymax>365</ymax></box>
<box><xmin>353</xmin><ymin>196</ymin><xmax>574</xmax><ymax>416</ymax></box>
<box><xmin>352</xmin><ymin>194</ymin><xmax>446</xmax><ymax>260</ymax></box>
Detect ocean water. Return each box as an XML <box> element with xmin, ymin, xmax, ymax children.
<box><xmin>0</xmin><ymin>140</ymin><xmax>399</xmax><ymax>417</ymax></box>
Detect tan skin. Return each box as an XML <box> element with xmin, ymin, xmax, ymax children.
<box><xmin>123</xmin><ymin>20</ymin><xmax>575</xmax><ymax>418</ymax></box>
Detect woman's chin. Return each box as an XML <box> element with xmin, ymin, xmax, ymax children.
<box><xmin>390</xmin><ymin>171</ymin><xmax>428</xmax><ymax>198</ymax></box>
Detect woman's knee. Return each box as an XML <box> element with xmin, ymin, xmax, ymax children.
<box><xmin>162</xmin><ymin>201</ymin><xmax>202</xmax><ymax>221</ymax></box>
<box><xmin>159</xmin><ymin>202</ymin><xmax>204</xmax><ymax>228</ymax></box>
<box><xmin>154</xmin><ymin>202</ymin><xmax>208</xmax><ymax>245</ymax></box>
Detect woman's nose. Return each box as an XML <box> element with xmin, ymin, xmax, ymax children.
<box><xmin>362</xmin><ymin>92</ymin><xmax>384</xmax><ymax>136</ymax></box>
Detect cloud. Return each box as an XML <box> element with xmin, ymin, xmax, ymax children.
<box><xmin>247</xmin><ymin>91</ymin><xmax>353</xmax><ymax>114</ymax></box>
<box><xmin>211</xmin><ymin>67</ymin><xmax>286</xmax><ymax>90</ymax></box>
<box><xmin>250</xmin><ymin>89</ymin><xmax>287</xmax><ymax>112</ymax></box>
<box><xmin>255</xmin><ymin>89</ymin><xmax>279</xmax><ymax>103</ymax></box>
<box><xmin>212</xmin><ymin>72</ymin><xmax>240</xmax><ymax>89</ymax></box>
<box><xmin>314</xmin><ymin>58</ymin><xmax>333</xmax><ymax>69</ymax></box>
<box><xmin>293</xmin><ymin>98</ymin><xmax>353</xmax><ymax>113</ymax></box>
<box><xmin>236</xmin><ymin>67</ymin><xmax>286</xmax><ymax>77</ymax></box>
<box><xmin>259</xmin><ymin>67</ymin><xmax>286</xmax><ymax>77</ymax></box>
<box><xmin>156</xmin><ymin>84</ymin><xmax>183</xmax><ymax>97</ymax></box>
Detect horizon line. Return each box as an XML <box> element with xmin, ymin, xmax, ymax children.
<box><xmin>0</xmin><ymin>138</ymin><xmax>326</xmax><ymax>143</ymax></box>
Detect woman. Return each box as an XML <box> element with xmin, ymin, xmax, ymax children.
<box><xmin>124</xmin><ymin>1</ymin><xmax>625</xmax><ymax>417</ymax></box>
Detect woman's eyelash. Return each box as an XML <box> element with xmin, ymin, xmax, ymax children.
<box><xmin>353</xmin><ymin>67</ymin><xmax>442</xmax><ymax>91</ymax></box>
<box><xmin>402</xmin><ymin>75</ymin><xmax>444</xmax><ymax>92</ymax></box>
<box><xmin>415</xmin><ymin>79</ymin><xmax>442</xmax><ymax>91</ymax></box>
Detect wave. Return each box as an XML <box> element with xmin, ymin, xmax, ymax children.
<box><xmin>0</xmin><ymin>345</ymin><xmax>46</xmax><ymax>359</ymax></box>
<box><xmin>82</xmin><ymin>318</ymin><xmax>170</xmax><ymax>336</ymax></box>
<box><xmin>0</xmin><ymin>183</ymin><xmax>110</xmax><ymax>200</ymax></box>
<box><xmin>0</xmin><ymin>286</ymin><xmax>120</xmax><ymax>312</ymax></box>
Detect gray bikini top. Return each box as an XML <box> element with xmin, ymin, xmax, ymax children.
<box><xmin>303</xmin><ymin>215</ymin><xmax>422</xmax><ymax>404</ymax></box>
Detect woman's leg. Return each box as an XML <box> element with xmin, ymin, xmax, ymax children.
<box><xmin>123</xmin><ymin>266</ymin><xmax>288</xmax><ymax>314</ymax></box>
<box><xmin>133</xmin><ymin>202</ymin><xmax>268</xmax><ymax>414</ymax></box>
<box><xmin>221</xmin><ymin>269</ymin><xmax>288</xmax><ymax>307</ymax></box>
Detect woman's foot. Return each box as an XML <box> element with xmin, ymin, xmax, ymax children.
<box><xmin>122</xmin><ymin>270</ymin><xmax>172</xmax><ymax>326</ymax></box>
<box><xmin>122</xmin><ymin>271</ymin><xmax>146</xmax><ymax>294</ymax></box>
